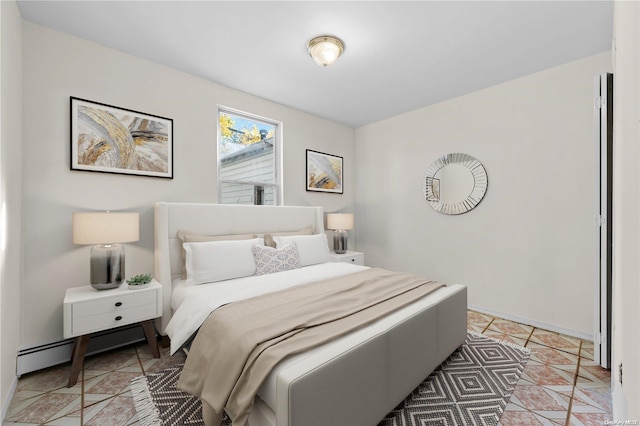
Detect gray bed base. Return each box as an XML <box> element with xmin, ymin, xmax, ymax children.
<box><xmin>250</xmin><ymin>284</ymin><xmax>467</xmax><ymax>426</ymax></box>
<box><xmin>153</xmin><ymin>202</ymin><xmax>467</xmax><ymax>426</ymax></box>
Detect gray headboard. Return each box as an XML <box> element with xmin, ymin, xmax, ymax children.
<box><xmin>154</xmin><ymin>202</ymin><xmax>325</xmax><ymax>333</ymax></box>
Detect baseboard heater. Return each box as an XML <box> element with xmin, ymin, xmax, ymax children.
<box><xmin>17</xmin><ymin>323</ymin><xmax>148</xmax><ymax>376</ymax></box>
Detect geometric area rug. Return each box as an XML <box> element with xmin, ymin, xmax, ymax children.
<box><xmin>131</xmin><ymin>331</ymin><xmax>529</xmax><ymax>426</ymax></box>
<box><xmin>379</xmin><ymin>331</ymin><xmax>530</xmax><ymax>426</ymax></box>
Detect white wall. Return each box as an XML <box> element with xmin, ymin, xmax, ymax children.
<box><xmin>20</xmin><ymin>22</ymin><xmax>355</xmax><ymax>349</ymax></box>
<box><xmin>0</xmin><ymin>0</ymin><xmax>23</xmax><ymax>416</ymax></box>
<box><xmin>611</xmin><ymin>1</ymin><xmax>640</xmax><ymax>420</ymax></box>
<box><xmin>355</xmin><ymin>52</ymin><xmax>611</xmax><ymax>338</ymax></box>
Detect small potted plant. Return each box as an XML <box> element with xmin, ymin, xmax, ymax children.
<box><xmin>126</xmin><ymin>273</ymin><xmax>152</xmax><ymax>290</ymax></box>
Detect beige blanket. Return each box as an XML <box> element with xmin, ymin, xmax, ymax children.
<box><xmin>177</xmin><ymin>267</ymin><xmax>444</xmax><ymax>426</ymax></box>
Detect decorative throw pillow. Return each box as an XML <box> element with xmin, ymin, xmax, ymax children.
<box><xmin>252</xmin><ymin>243</ymin><xmax>300</xmax><ymax>276</ymax></box>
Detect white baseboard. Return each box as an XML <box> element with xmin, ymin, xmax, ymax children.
<box><xmin>17</xmin><ymin>339</ymin><xmax>75</xmax><ymax>376</ymax></box>
<box><xmin>2</xmin><ymin>375</ymin><xmax>18</xmax><ymax>422</ymax></box>
<box><xmin>468</xmin><ymin>304</ymin><xmax>593</xmax><ymax>342</ymax></box>
<box><xmin>17</xmin><ymin>323</ymin><xmax>148</xmax><ymax>376</ymax></box>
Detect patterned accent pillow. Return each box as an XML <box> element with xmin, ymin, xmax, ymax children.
<box><xmin>252</xmin><ymin>243</ymin><xmax>300</xmax><ymax>276</ymax></box>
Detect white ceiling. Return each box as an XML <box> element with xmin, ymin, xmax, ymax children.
<box><xmin>17</xmin><ymin>1</ymin><xmax>613</xmax><ymax>128</ymax></box>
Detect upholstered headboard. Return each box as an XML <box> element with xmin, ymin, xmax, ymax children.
<box><xmin>154</xmin><ymin>202</ymin><xmax>325</xmax><ymax>333</ymax></box>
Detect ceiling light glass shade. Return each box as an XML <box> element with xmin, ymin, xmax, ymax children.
<box><xmin>307</xmin><ymin>36</ymin><xmax>344</xmax><ymax>67</ymax></box>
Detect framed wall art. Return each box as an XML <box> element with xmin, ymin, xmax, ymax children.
<box><xmin>70</xmin><ymin>97</ymin><xmax>173</xmax><ymax>178</ymax></box>
<box><xmin>306</xmin><ymin>149</ymin><xmax>343</xmax><ymax>194</ymax></box>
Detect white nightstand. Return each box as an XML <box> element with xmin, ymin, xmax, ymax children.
<box><xmin>63</xmin><ymin>280</ymin><xmax>162</xmax><ymax>387</ymax></box>
<box><xmin>329</xmin><ymin>251</ymin><xmax>365</xmax><ymax>266</ymax></box>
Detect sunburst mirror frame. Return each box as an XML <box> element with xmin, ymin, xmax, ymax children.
<box><xmin>424</xmin><ymin>153</ymin><xmax>488</xmax><ymax>215</ymax></box>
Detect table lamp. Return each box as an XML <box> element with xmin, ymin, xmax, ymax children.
<box><xmin>327</xmin><ymin>213</ymin><xmax>354</xmax><ymax>254</ymax></box>
<box><xmin>72</xmin><ymin>211</ymin><xmax>139</xmax><ymax>290</ymax></box>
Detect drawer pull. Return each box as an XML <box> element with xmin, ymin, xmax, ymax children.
<box><xmin>115</xmin><ymin>316</ymin><xmax>122</xmax><ymax>321</ymax></box>
<box><xmin>115</xmin><ymin>302</ymin><xmax>122</xmax><ymax>307</ymax></box>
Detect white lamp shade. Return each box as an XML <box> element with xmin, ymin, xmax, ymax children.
<box><xmin>72</xmin><ymin>212</ymin><xmax>139</xmax><ymax>244</ymax></box>
<box><xmin>327</xmin><ymin>213</ymin><xmax>354</xmax><ymax>231</ymax></box>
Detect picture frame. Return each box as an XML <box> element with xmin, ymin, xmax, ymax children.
<box><xmin>70</xmin><ymin>97</ymin><xmax>173</xmax><ymax>178</ymax></box>
<box><xmin>306</xmin><ymin>149</ymin><xmax>343</xmax><ymax>194</ymax></box>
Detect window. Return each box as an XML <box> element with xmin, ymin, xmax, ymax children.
<box><xmin>217</xmin><ymin>107</ymin><xmax>282</xmax><ymax>205</ymax></box>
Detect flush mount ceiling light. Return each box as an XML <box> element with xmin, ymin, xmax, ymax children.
<box><xmin>307</xmin><ymin>35</ymin><xmax>344</xmax><ymax>67</ymax></box>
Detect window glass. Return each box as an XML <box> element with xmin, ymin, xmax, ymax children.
<box><xmin>218</xmin><ymin>108</ymin><xmax>280</xmax><ymax>205</ymax></box>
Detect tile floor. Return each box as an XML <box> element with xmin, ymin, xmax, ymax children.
<box><xmin>3</xmin><ymin>342</ymin><xmax>186</xmax><ymax>426</ymax></box>
<box><xmin>4</xmin><ymin>311</ymin><xmax>611</xmax><ymax>425</ymax></box>
<box><xmin>468</xmin><ymin>312</ymin><xmax>613</xmax><ymax>426</ymax></box>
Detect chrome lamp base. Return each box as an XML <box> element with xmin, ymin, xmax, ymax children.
<box><xmin>333</xmin><ymin>229</ymin><xmax>348</xmax><ymax>254</ymax></box>
<box><xmin>90</xmin><ymin>243</ymin><xmax>125</xmax><ymax>290</ymax></box>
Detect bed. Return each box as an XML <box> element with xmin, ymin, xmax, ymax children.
<box><xmin>154</xmin><ymin>202</ymin><xmax>467</xmax><ymax>426</ymax></box>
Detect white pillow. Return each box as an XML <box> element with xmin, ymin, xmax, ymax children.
<box><xmin>184</xmin><ymin>238</ymin><xmax>263</xmax><ymax>286</ymax></box>
<box><xmin>252</xmin><ymin>243</ymin><xmax>300</xmax><ymax>275</ymax></box>
<box><xmin>273</xmin><ymin>234</ymin><xmax>330</xmax><ymax>267</ymax></box>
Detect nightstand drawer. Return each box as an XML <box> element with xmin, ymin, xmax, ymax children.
<box><xmin>342</xmin><ymin>255</ymin><xmax>364</xmax><ymax>265</ymax></box>
<box><xmin>71</xmin><ymin>302</ymin><xmax>158</xmax><ymax>336</ymax></box>
<box><xmin>72</xmin><ymin>290</ymin><xmax>156</xmax><ymax>319</ymax></box>
<box><xmin>329</xmin><ymin>251</ymin><xmax>365</xmax><ymax>266</ymax></box>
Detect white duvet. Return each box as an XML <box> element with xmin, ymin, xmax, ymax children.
<box><xmin>165</xmin><ymin>262</ymin><xmax>369</xmax><ymax>354</ymax></box>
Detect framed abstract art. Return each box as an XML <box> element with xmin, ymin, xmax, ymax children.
<box><xmin>70</xmin><ymin>97</ymin><xmax>173</xmax><ymax>178</ymax></box>
<box><xmin>306</xmin><ymin>149</ymin><xmax>343</xmax><ymax>194</ymax></box>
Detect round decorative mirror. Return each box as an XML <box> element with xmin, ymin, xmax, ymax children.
<box><xmin>424</xmin><ymin>153</ymin><xmax>488</xmax><ymax>215</ymax></box>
